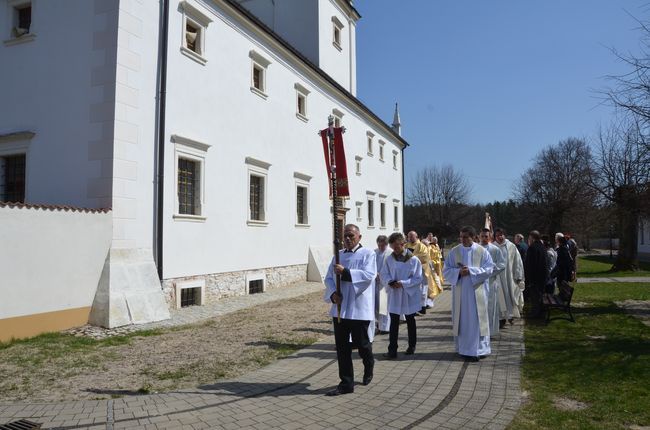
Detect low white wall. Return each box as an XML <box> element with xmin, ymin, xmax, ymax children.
<box><xmin>0</xmin><ymin>205</ymin><xmax>112</xmax><ymax>320</ymax></box>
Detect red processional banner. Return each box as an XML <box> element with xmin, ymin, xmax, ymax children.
<box><xmin>320</xmin><ymin>127</ymin><xmax>350</xmax><ymax>198</ymax></box>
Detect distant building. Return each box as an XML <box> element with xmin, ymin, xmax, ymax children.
<box><xmin>0</xmin><ymin>0</ymin><xmax>408</xmax><ymax>338</ymax></box>
<box><xmin>640</xmin><ymin>218</ymin><xmax>650</xmax><ymax>262</ymax></box>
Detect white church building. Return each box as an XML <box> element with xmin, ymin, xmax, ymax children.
<box><xmin>0</xmin><ymin>0</ymin><xmax>408</xmax><ymax>340</ymax></box>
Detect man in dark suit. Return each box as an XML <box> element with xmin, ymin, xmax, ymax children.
<box><xmin>524</xmin><ymin>230</ymin><xmax>548</xmax><ymax>318</ymax></box>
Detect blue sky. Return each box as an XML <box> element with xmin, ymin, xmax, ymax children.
<box><xmin>354</xmin><ymin>0</ymin><xmax>648</xmax><ymax>203</ymax></box>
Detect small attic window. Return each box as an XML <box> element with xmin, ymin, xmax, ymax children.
<box><xmin>185</xmin><ymin>20</ymin><xmax>200</xmax><ymax>54</ymax></box>
<box><xmin>14</xmin><ymin>4</ymin><xmax>31</xmax><ymax>36</ymax></box>
<box><xmin>332</xmin><ymin>16</ymin><xmax>344</xmax><ymax>51</ymax></box>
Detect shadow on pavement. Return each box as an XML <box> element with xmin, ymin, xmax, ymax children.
<box><xmin>196</xmin><ymin>381</ymin><xmax>332</xmax><ymax>397</ymax></box>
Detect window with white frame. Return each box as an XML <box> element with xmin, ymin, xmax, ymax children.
<box><xmin>332</xmin><ymin>16</ymin><xmax>344</xmax><ymax>50</ymax></box>
<box><xmin>332</xmin><ymin>108</ymin><xmax>344</xmax><ymax>128</ymax></box>
<box><xmin>295</xmin><ymin>83</ymin><xmax>310</xmax><ymax>121</ymax></box>
<box><xmin>392</xmin><ymin>150</ymin><xmax>399</xmax><ymax>169</ymax></box>
<box><xmin>4</xmin><ymin>0</ymin><xmax>35</xmax><ymax>46</ymax></box>
<box><xmin>179</xmin><ymin>1</ymin><xmax>212</xmax><ymax>65</ymax></box>
<box><xmin>0</xmin><ymin>131</ymin><xmax>32</xmax><ymax>203</ymax></box>
<box><xmin>246</xmin><ymin>157</ymin><xmax>271</xmax><ymax>225</ymax></box>
<box><xmin>294</xmin><ymin>172</ymin><xmax>311</xmax><ymax>226</ymax></box>
<box><xmin>366</xmin><ymin>132</ymin><xmax>374</xmax><ymax>156</ymax></box>
<box><xmin>355</xmin><ymin>201</ymin><xmax>363</xmax><ymax>222</ymax></box>
<box><xmin>172</xmin><ymin>135</ymin><xmax>210</xmax><ymax>220</ymax></box>
<box><xmin>379</xmin><ymin>140</ymin><xmax>385</xmax><ymax>162</ymax></box>
<box><xmin>355</xmin><ymin>156</ymin><xmax>362</xmax><ymax>176</ymax></box>
<box><xmin>250</xmin><ymin>50</ymin><xmax>271</xmax><ymax>98</ymax></box>
<box><xmin>367</xmin><ymin>197</ymin><xmax>375</xmax><ymax>228</ymax></box>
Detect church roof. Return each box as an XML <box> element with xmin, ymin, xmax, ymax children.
<box><xmin>223</xmin><ymin>0</ymin><xmax>407</xmax><ymax>148</ymax></box>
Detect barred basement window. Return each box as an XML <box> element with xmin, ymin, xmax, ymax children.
<box><xmin>249</xmin><ymin>174</ymin><xmax>265</xmax><ymax>221</ymax></box>
<box><xmin>296</xmin><ymin>185</ymin><xmax>308</xmax><ymax>225</ymax></box>
<box><xmin>178</xmin><ymin>158</ymin><xmax>200</xmax><ymax>215</ymax></box>
<box><xmin>249</xmin><ymin>279</ymin><xmax>264</xmax><ymax>294</ymax></box>
<box><xmin>180</xmin><ymin>287</ymin><xmax>200</xmax><ymax>307</ymax></box>
<box><xmin>0</xmin><ymin>154</ymin><xmax>26</xmax><ymax>203</ymax></box>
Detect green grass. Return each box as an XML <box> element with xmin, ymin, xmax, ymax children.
<box><xmin>577</xmin><ymin>255</ymin><xmax>650</xmax><ymax>278</ymax></box>
<box><xmin>509</xmin><ymin>282</ymin><xmax>650</xmax><ymax>430</ymax></box>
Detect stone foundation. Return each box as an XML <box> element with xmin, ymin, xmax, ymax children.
<box><xmin>161</xmin><ymin>264</ymin><xmax>307</xmax><ymax>309</ymax></box>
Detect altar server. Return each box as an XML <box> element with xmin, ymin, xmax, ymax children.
<box><xmin>375</xmin><ymin>235</ymin><xmax>391</xmax><ymax>334</ymax></box>
<box><xmin>324</xmin><ymin>224</ymin><xmax>376</xmax><ymax>395</ymax></box>
<box><xmin>493</xmin><ymin>228</ymin><xmax>525</xmax><ymax>327</ymax></box>
<box><xmin>479</xmin><ymin>228</ymin><xmax>506</xmax><ymax>337</ymax></box>
<box><xmin>380</xmin><ymin>232</ymin><xmax>423</xmax><ymax>358</ymax></box>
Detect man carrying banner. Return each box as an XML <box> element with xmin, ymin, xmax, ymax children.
<box><xmin>443</xmin><ymin>226</ymin><xmax>494</xmax><ymax>361</ymax></box>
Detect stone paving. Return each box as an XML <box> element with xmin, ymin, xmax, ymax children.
<box><xmin>0</xmin><ymin>289</ymin><xmax>524</xmax><ymax>430</ymax></box>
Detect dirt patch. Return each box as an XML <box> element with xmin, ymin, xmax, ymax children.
<box><xmin>553</xmin><ymin>396</ymin><xmax>588</xmax><ymax>411</ymax></box>
<box><xmin>0</xmin><ymin>292</ymin><xmax>331</xmax><ymax>402</ymax></box>
<box><xmin>616</xmin><ymin>300</ymin><xmax>650</xmax><ymax>326</ymax></box>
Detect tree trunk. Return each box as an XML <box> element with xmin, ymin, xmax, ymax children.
<box><xmin>613</xmin><ymin>186</ymin><xmax>640</xmax><ymax>271</ymax></box>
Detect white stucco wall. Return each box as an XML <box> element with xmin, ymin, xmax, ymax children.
<box><xmin>161</xmin><ymin>0</ymin><xmax>403</xmax><ymax>279</ymax></box>
<box><xmin>0</xmin><ymin>206</ymin><xmax>112</xmax><ymax>320</ymax></box>
<box><xmin>318</xmin><ymin>0</ymin><xmax>352</xmax><ymax>91</ymax></box>
<box><xmin>0</xmin><ymin>0</ymin><xmax>115</xmax><ymax>209</ymax></box>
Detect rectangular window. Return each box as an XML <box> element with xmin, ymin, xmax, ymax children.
<box><xmin>178</xmin><ymin>157</ymin><xmax>201</xmax><ymax>215</ymax></box>
<box><xmin>253</xmin><ymin>65</ymin><xmax>264</xmax><ymax>92</ymax></box>
<box><xmin>250</xmin><ymin>174</ymin><xmax>265</xmax><ymax>221</ymax></box>
<box><xmin>16</xmin><ymin>4</ymin><xmax>31</xmax><ymax>34</ymax></box>
<box><xmin>333</xmin><ymin>25</ymin><xmax>341</xmax><ymax>46</ymax></box>
<box><xmin>0</xmin><ymin>154</ymin><xmax>26</xmax><ymax>203</ymax></box>
<box><xmin>297</xmin><ymin>94</ymin><xmax>306</xmax><ymax>116</ymax></box>
<box><xmin>393</xmin><ymin>151</ymin><xmax>398</xmax><ymax>169</ymax></box>
<box><xmin>185</xmin><ymin>21</ymin><xmax>200</xmax><ymax>54</ymax></box>
<box><xmin>356</xmin><ymin>202</ymin><xmax>363</xmax><ymax>222</ymax></box>
<box><xmin>355</xmin><ymin>156</ymin><xmax>362</xmax><ymax>175</ymax></box>
<box><xmin>367</xmin><ymin>136</ymin><xmax>373</xmax><ymax>155</ymax></box>
<box><xmin>380</xmin><ymin>202</ymin><xmax>386</xmax><ymax>228</ymax></box>
<box><xmin>180</xmin><ymin>287</ymin><xmax>200</xmax><ymax>307</ymax></box>
<box><xmin>367</xmin><ymin>199</ymin><xmax>374</xmax><ymax>227</ymax></box>
<box><xmin>379</xmin><ymin>141</ymin><xmax>385</xmax><ymax>161</ymax></box>
<box><xmin>297</xmin><ymin>185</ymin><xmax>308</xmax><ymax>225</ymax></box>
<box><xmin>394</xmin><ymin>205</ymin><xmax>399</xmax><ymax>229</ymax></box>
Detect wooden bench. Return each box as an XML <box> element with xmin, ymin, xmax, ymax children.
<box><xmin>542</xmin><ymin>281</ymin><xmax>575</xmax><ymax>323</ymax></box>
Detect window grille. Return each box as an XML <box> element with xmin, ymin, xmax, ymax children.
<box><xmin>178</xmin><ymin>158</ymin><xmax>199</xmax><ymax>215</ymax></box>
<box><xmin>180</xmin><ymin>287</ymin><xmax>200</xmax><ymax>307</ymax></box>
<box><xmin>1</xmin><ymin>154</ymin><xmax>26</xmax><ymax>203</ymax></box>
<box><xmin>250</xmin><ymin>174</ymin><xmax>264</xmax><ymax>221</ymax></box>
<box><xmin>249</xmin><ymin>279</ymin><xmax>264</xmax><ymax>294</ymax></box>
<box><xmin>297</xmin><ymin>186</ymin><xmax>307</xmax><ymax>224</ymax></box>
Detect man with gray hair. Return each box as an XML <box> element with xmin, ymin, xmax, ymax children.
<box><xmin>324</xmin><ymin>224</ymin><xmax>376</xmax><ymax>395</ymax></box>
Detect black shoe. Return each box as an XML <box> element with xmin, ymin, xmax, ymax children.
<box><xmin>508</xmin><ymin>318</ymin><xmax>514</xmax><ymax>325</ymax></box>
<box><xmin>499</xmin><ymin>319</ymin><xmax>506</xmax><ymax>329</ymax></box>
<box><xmin>479</xmin><ymin>355</ymin><xmax>488</xmax><ymax>360</ymax></box>
<box><xmin>405</xmin><ymin>347</ymin><xmax>415</xmax><ymax>355</ymax></box>
<box><xmin>421</xmin><ymin>307</ymin><xmax>427</xmax><ymax>314</ymax></box>
<box><xmin>326</xmin><ymin>386</ymin><xmax>353</xmax><ymax>396</ymax></box>
<box><xmin>377</xmin><ymin>330</ymin><xmax>389</xmax><ymax>335</ymax></box>
<box><xmin>383</xmin><ymin>352</ymin><xmax>397</xmax><ymax>360</ymax></box>
<box><xmin>425</xmin><ymin>305</ymin><xmax>432</xmax><ymax>309</ymax></box>
<box><xmin>462</xmin><ymin>355</ymin><xmax>479</xmax><ymax>362</ymax></box>
<box><xmin>362</xmin><ymin>373</ymin><xmax>373</xmax><ymax>386</ymax></box>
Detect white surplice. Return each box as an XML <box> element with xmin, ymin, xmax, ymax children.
<box><xmin>379</xmin><ymin>249</ymin><xmax>423</xmax><ymax>316</ymax></box>
<box><xmin>443</xmin><ymin>243</ymin><xmax>493</xmax><ymax>357</ymax></box>
<box><xmin>494</xmin><ymin>239</ymin><xmax>524</xmax><ymax>319</ymax></box>
<box><xmin>375</xmin><ymin>248</ymin><xmax>391</xmax><ymax>332</ymax></box>
<box><xmin>324</xmin><ymin>245</ymin><xmax>377</xmax><ymax>340</ymax></box>
<box><xmin>482</xmin><ymin>242</ymin><xmax>506</xmax><ymax>337</ymax></box>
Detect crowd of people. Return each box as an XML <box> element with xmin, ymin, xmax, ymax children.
<box><xmin>322</xmin><ymin>223</ymin><xmax>578</xmax><ymax>396</ymax></box>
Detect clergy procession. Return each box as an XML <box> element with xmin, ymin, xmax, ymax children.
<box><xmin>321</xmin><ymin>221</ymin><xmax>544</xmax><ymax>396</ymax></box>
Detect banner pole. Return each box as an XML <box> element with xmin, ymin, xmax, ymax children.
<box><xmin>327</xmin><ymin>116</ymin><xmax>342</xmax><ymax>323</ymax></box>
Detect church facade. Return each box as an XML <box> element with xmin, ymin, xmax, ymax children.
<box><xmin>0</xmin><ymin>0</ymin><xmax>407</xmax><ymax>333</ymax></box>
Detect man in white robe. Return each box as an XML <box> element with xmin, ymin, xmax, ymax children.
<box><xmin>380</xmin><ymin>232</ymin><xmax>423</xmax><ymax>358</ymax></box>
<box><xmin>324</xmin><ymin>224</ymin><xmax>376</xmax><ymax>396</ymax></box>
<box><xmin>374</xmin><ymin>235</ymin><xmax>391</xmax><ymax>334</ymax></box>
<box><xmin>493</xmin><ymin>228</ymin><xmax>525</xmax><ymax>327</ymax></box>
<box><xmin>443</xmin><ymin>226</ymin><xmax>494</xmax><ymax>361</ymax></box>
<box><xmin>479</xmin><ymin>228</ymin><xmax>506</xmax><ymax>337</ymax></box>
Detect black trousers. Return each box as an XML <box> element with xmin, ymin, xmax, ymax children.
<box><xmin>388</xmin><ymin>313</ymin><xmax>416</xmax><ymax>354</ymax></box>
<box><xmin>332</xmin><ymin>318</ymin><xmax>374</xmax><ymax>390</ymax></box>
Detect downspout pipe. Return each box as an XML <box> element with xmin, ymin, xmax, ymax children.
<box><xmin>154</xmin><ymin>0</ymin><xmax>169</xmax><ymax>280</ymax></box>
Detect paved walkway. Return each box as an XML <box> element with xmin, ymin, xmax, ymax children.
<box><xmin>577</xmin><ymin>276</ymin><xmax>650</xmax><ymax>283</ymax></box>
<box><xmin>1</xmin><ymin>290</ymin><xmax>524</xmax><ymax>430</ymax></box>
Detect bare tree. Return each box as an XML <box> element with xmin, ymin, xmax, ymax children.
<box><xmin>589</xmin><ymin>118</ymin><xmax>650</xmax><ymax>270</ymax></box>
<box><xmin>514</xmin><ymin>138</ymin><xmax>595</xmax><ymax>236</ymax></box>
<box><xmin>407</xmin><ymin>164</ymin><xmax>471</xmax><ymax>233</ymax></box>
